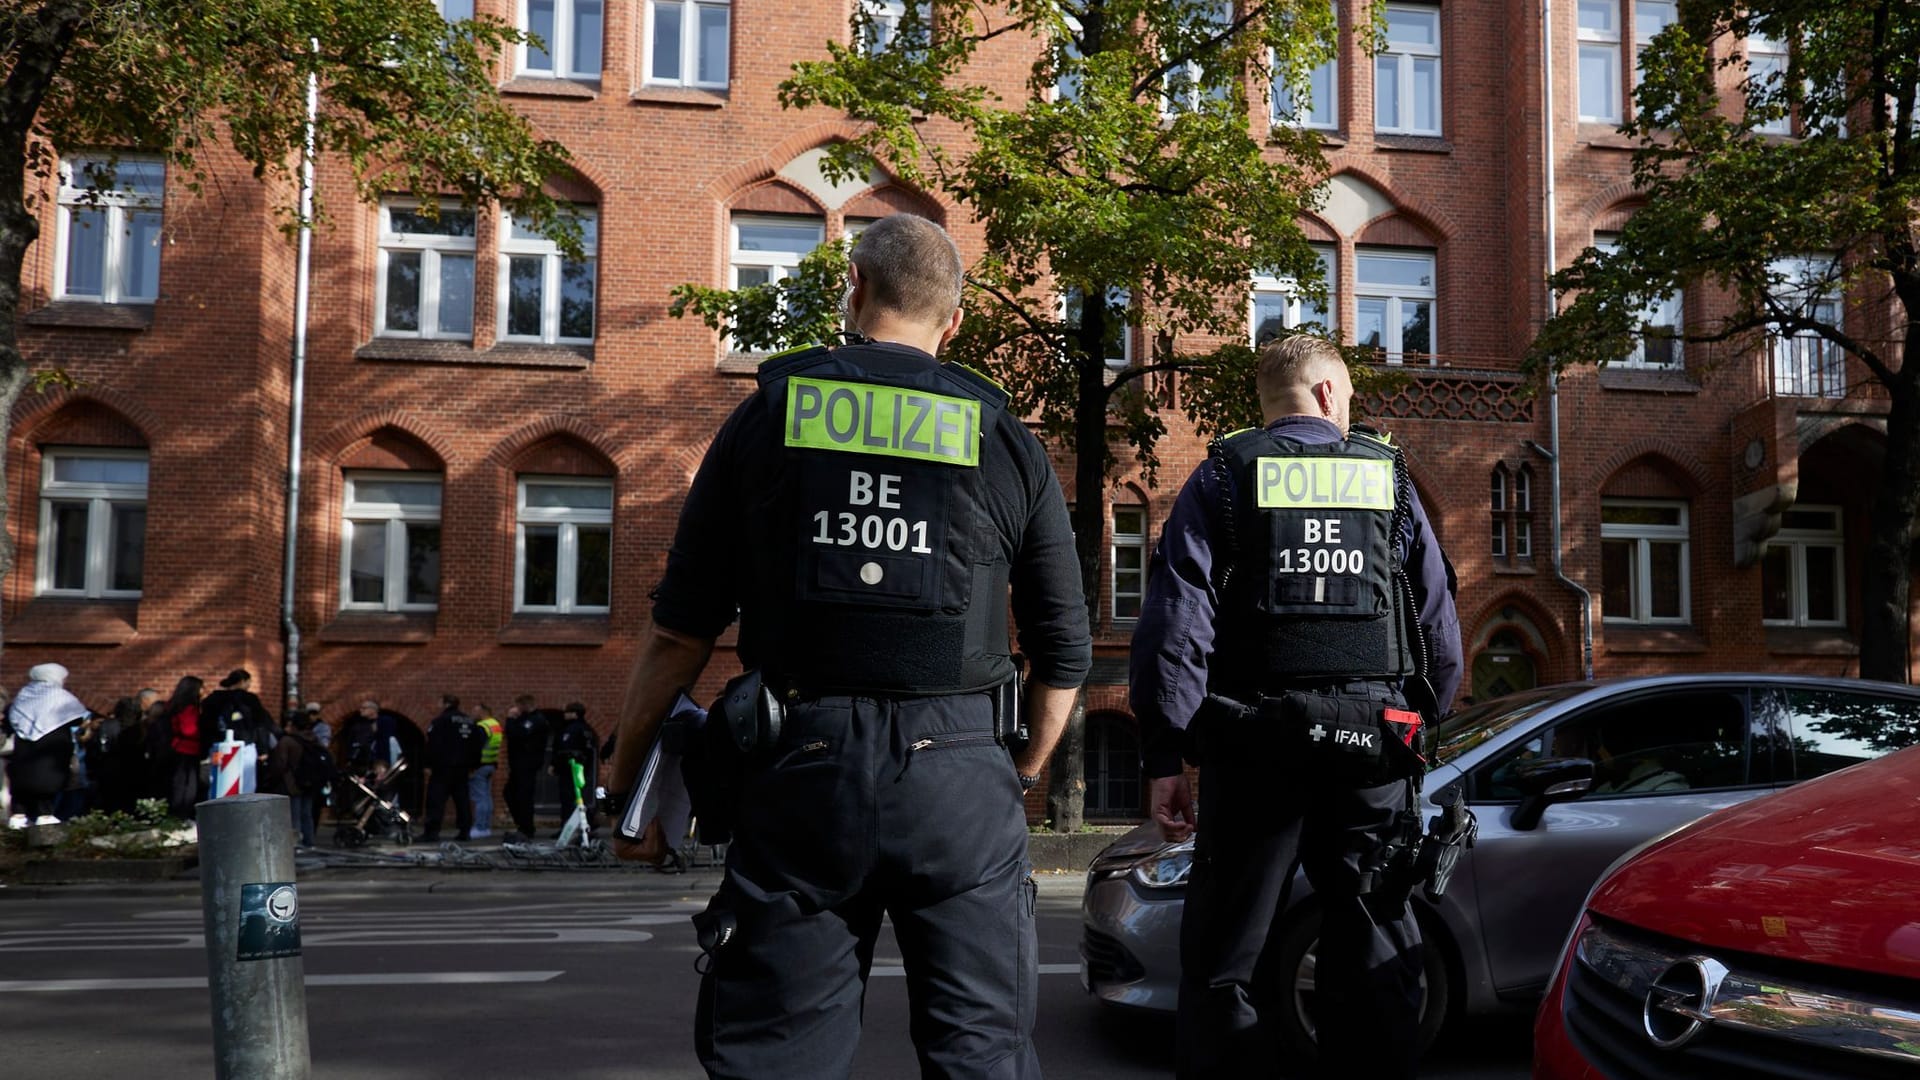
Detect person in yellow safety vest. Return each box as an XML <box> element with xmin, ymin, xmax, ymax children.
<box><xmin>469</xmin><ymin>706</ymin><xmax>504</xmax><ymax>839</ymax></box>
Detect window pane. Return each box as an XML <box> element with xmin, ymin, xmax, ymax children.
<box><xmin>52</xmin><ymin>456</ymin><xmax>148</xmax><ymax>485</ymax></box>
<box><xmin>1600</xmin><ymin>537</ymin><xmax>1635</xmax><ymax>619</ymax></box>
<box><xmin>1781</xmin><ymin>508</ymin><xmax>1836</xmax><ymax>531</ymax></box>
<box><xmin>50</xmin><ymin>502</ymin><xmax>90</xmax><ymax>591</ymax></box>
<box><xmin>108</xmin><ymin>504</ymin><xmax>145</xmax><ymax>592</ymax></box>
<box><xmin>1760</xmin><ymin>545</ymin><xmax>1792</xmax><ymax>620</ymax></box>
<box><xmin>523</xmin><ymin>525</ymin><xmax>560</xmax><ymax>606</ymax></box>
<box><xmin>736</xmin><ymin>267</ymin><xmax>772</xmax><ymax>288</ymax></box>
<box><xmin>1579</xmin><ymin>44</ymin><xmax>1619</xmax><ymax>119</ymax></box>
<box><xmin>406</xmin><ymin>523</ymin><xmax>441</xmax><ymax>605</ymax></box>
<box><xmin>1515</xmin><ymin>519</ymin><xmax>1532</xmax><ymax>558</ymax></box>
<box><xmin>351</xmin><ymin>478</ymin><xmax>442</xmax><ymax>508</ymax></box>
<box><xmin>698</xmin><ymin>4</ymin><xmax>729</xmax><ymax>83</ymax></box>
<box><xmin>109</xmin><ymin>159</ymin><xmax>166</xmax><ymax>199</ymax></box>
<box><xmin>65</xmin><ymin>208</ymin><xmax>107</xmax><ymax>296</ymax></box>
<box><xmin>652</xmin><ymin>2</ymin><xmax>684</xmax><ymax>80</ymax></box>
<box><xmin>1356</xmin><ymin>297</ymin><xmax>1387</xmax><ymax>350</ymax></box>
<box><xmin>1357</xmin><ymin>253</ymin><xmax>1433</xmax><ymax>290</ymax></box>
<box><xmin>349</xmin><ymin>521</ymin><xmax>388</xmax><ymax>604</ymax></box>
<box><xmin>1306</xmin><ymin>60</ymin><xmax>1337</xmax><ymax>126</ymax></box>
<box><xmin>1804</xmin><ymin>545</ymin><xmax>1839</xmax><ymax>622</ymax></box>
<box><xmin>1492</xmin><ymin>517</ymin><xmax>1507</xmax><ymax>557</ymax></box>
<box><xmin>1252</xmin><ymin>293</ymin><xmax>1291</xmax><ymax>345</ymax></box>
<box><xmin>389</xmin><ymin>207</ymin><xmax>476</xmax><ymax>237</ymax></box>
<box><xmin>1648</xmin><ymin>541</ymin><xmax>1683</xmax><ymax>618</ymax></box>
<box><xmin>125</xmin><ymin>210</ymin><xmax>163</xmax><ymax>301</ymax></box>
<box><xmin>438</xmin><ymin>253</ymin><xmax>475</xmax><ymax>336</ymax></box>
<box><xmin>572</xmin><ymin>0</ymin><xmax>604</xmax><ymax>74</ymax></box>
<box><xmin>526</xmin><ymin>0</ymin><xmax>555</xmax><ymax>71</ymax></box>
<box><xmin>576</xmin><ymin>525</ymin><xmax>612</xmax><ymax>607</ymax></box>
<box><xmin>1783</xmin><ymin>689</ymin><xmax>1920</xmax><ymax>781</ymax></box>
<box><xmin>1411</xmin><ymin>57</ymin><xmax>1440</xmax><ymax>131</ymax></box>
<box><xmin>559</xmin><ymin>258</ymin><xmax>595</xmax><ymax>339</ymax></box>
<box><xmin>1113</xmin><ymin>507</ymin><xmax>1145</xmax><ymax>535</ymax></box>
<box><xmin>508</xmin><ymin>255</ymin><xmax>545</xmax><ymax>337</ymax></box>
<box><xmin>1387</xmin><ymin>7</ymin><xmax>1439</xmax><ymax>45</ymax></box>
<box><xmin>737</xmin><ymin>220</ymin><xmax>824</xmax><ymax>253</ymax></box>
<box><xmin>1375</xmin><ymin>56</ymin><xmax>1400</xmax><ymax>129</ymax></box>
<box><xmin>1635</xmin><ymin>0</ymin><xmax>1675</xmax><ymax>40</ymax></box>
<box><xmin>385</xmin><ymin>251</ymin><xmax>423</xmax><ymax>332</ymax></box>
<box><xmin>525</xmin><ymin>482</ymin><xmax>613</xmax><ymax>510</ymax></box>
<box><xmin>1601</xmin><ymin>503</ymin><xmax>1681</xmax><ymax>527</ymax></box>
<box><xmin>441</xmin><ymin>0</ymin><xmax>475</xmax><ymax>19</ymax></box>
<box><xmin>1401</xmin><ymin>300</ymin><xmax>1432</xmax><ymax>355</ymax></box>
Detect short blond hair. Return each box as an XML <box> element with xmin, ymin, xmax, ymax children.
<box><xmin>1256</xmin><ymin>334</ymin><xmax>1345</xmax><ymax>402</ymax></box>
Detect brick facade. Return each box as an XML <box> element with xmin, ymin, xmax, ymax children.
<box><xmin>10</xmin><ymin>1</ymin><xmax>1913</xmax><ymax>825</ymax></box>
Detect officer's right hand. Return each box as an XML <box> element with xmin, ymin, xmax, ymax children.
<box><xmin>1149</xmin><ymin>774</ymin><xmax>1195</xmax><ymax>843</ymax></box>
<box><xmin>611</xmin><ymin>818</ymin><xmax>669</xmax><ymax>865</ymax></box>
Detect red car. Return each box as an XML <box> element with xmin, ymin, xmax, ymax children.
<box><xmin>1536</xmin><ymin>743</ymin><xmax>1920</xmax><ymax>1078</ymax></box>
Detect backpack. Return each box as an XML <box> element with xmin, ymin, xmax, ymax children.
<box><xmin>292</xmin><ymin>737</ymin><xmax>335</xmax><ymax>793</ymax></box>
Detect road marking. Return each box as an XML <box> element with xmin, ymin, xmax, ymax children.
<box><xmin>0</xmin><ymin>971</ymin><xmax>564</xmax><ymax>993</ymax></box>
<box><xmin>869</xmin><ymin>964</ymin><xmax>1080</xmax><ymax>978</ymax></box>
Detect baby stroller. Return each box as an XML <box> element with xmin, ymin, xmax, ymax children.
<box><xmin>332</xmin><ymin>755</ymin><xmax>414</xmax><ymax>848</ymax></box>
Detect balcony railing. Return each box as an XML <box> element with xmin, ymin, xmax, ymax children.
<box><xmin>1769</xmin><ymin>334</ymin><xmax>1847</xmax><ymax>399</ymax></box>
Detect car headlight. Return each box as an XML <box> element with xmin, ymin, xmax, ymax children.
<box><xmin>1129</xmin><ymin>845</ymin><xmax>1194</xmax><ymax>889</ymax></box>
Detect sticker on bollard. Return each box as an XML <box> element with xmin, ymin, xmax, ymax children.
<box><xmin>236</xmin><ymin>882</ymin><xmax>301</xmax><ymax>961</ymax></box>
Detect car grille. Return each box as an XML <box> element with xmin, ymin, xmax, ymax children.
<box><xmin>1564</xmin><ymin>917</ymin><xmax>1920</xmax><ymax>1079</ymax></box>
<box><xmin>1081</xmin><ymin>927</ymin><xmax>1146</xmax><ymax>985</ymax></box>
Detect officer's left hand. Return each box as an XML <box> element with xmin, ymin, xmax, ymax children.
<box><xmin>611</xmin><ymin>818</ymin><xmax>669</xmax><ymax>865</ymax></box>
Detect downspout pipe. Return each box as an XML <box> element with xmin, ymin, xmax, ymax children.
<box><xmin>281</xmin><ymin>46</ymin><xmax>318</xmax><ymax>710</ymax></box>
<box><xmin>1539</xmin><ymin>0</ymin><xmax>1596</xmax><ymax>679</ymax></box>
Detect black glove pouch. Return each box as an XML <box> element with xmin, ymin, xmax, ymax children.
<box><xmin>1263</xmin><ymin>692</ymin><xmax>1388</xmax><ymax>786</ymax></box>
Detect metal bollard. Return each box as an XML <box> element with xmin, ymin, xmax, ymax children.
<box><xmin>197</xmin><ymin>792</ymin><xmax>311</xmax><ymax>1079</ymax></box>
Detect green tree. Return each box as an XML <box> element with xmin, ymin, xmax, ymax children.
<box><xmin>0</xmin><ymin>0</ymin><xmax>574</xmax><ymax>650</ymax></box>
<box><xmin>1528</xmin><ymin>0</ymin><xmax>1920</xmax><ymax>681</ymax></box>
<box><xmin>672</xmin><ymin>0</ymin><xmax>1350</xmax><ymax>829</ymax></box>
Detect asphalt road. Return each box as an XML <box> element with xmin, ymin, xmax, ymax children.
<box><xmin>0</xmin><ymin>870</ymin><xmax>1528</xmax><ymax>1078</ymax></box>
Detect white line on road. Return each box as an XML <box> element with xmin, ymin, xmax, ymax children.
<box><xmin>0</xmin><ymin>971</ymin><xmax>565</xmax><ymax>993</ymax></box>
<box><xmin>869</xmin><ymin>964</ymin><xmax>1079</xmax><ymax>977</ymax></box>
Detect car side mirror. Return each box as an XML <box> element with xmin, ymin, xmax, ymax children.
<box><xmin>1509</xmin><ymin>756</ymin><xmax>1596</xmax><ymax>831</ymax></box>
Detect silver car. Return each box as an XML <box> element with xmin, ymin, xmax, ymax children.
<box><xmin>1079</xmin><ymin>674</ymin><xmax>1920</xmax><ymax>1057</ymax></box>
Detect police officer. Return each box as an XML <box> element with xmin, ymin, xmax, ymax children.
<box><xmin>501</xmin><ymin>694</ymin><xmax>549</xmax><ymax>840</ymax></box>
<box><xmin>421</xmin><ymin>693</ymin><xmax>480</xmax><ymax>842</ymax></box>
<box><xmin>1130</xmin><ymin>334</ymin><xmax>1462</xmax><ymax>1079</ymax></box>
<box><xmin>608</xmin><ymin>213</ymin><xmax>1090</xmax><ymax>1079</ymax></box>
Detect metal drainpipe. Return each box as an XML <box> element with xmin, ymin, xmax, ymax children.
<box><xmin>281</xmin><ymin>48</ymin><xmax>318</xmax><ymax>709</ymax></box>
<box><xmin>1539</xmin><ymin>0</ymin><xmax>1596</xmax><ymax>679</ymax></box>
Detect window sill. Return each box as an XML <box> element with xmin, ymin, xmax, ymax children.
<box><xmin>498</xmin><ymin>614</ymin><xmax>610</xmax><ymax>646</ymax></box>
<box><xmin>1602</xmin><ymin>625</ymin><xmax>1706</xmax><ymax>654</ymax></box>
<box><xmin>318</xmin><ymin>611</ymin><xmax>437</xmax><ymax>644</ymax></box>
<box><xmin>9</xmin><ymin>597</ymin><xmax>139</xmax><ymax>645</ymax></box>
<box><xmin>1491</xmin><ymin>560</ymin><xmax>1537</xmax><ymax>576</ymax></box>
<box><xmin>356</xmin><ymin>339</ymin><xmax>593</xmax><ymax>369</ymax></box>
<box><xmin>1576</xmin><ymin>125</ymin><xmax>1638</xmax><ymax>151</ymax></box>
<box><xmin>502</xmin><ymin>75</ymin><xmax>598</xmax><ymax>99</ymax></box>
<box><xmin>1765</xmin><ymin>626</ymin><xmax>1858</xmax><ymax>657</ymax></box>
<box><xmin>22</xmin><ymin>301</ymin><xmax>154</xmax><ymax>331</ymax></box>
<box><xmin>1268</xmin><ymin>128</ymin><xmax>1345</xmax><ymax>149</ymax></box>
<box><xmin>1597</xmin><ymin>365</ymin><xmax>1697</xmax><ymax>393</ymax></box>
<box><xmin>1373</xmin><ymin>133</ymin><xmax>1452</xmax><ymax>154</ymax></box>
<box><xmin>630</xmin><ymin>85</ymin><xmax>728</xmax><ymax>108</ymax></box>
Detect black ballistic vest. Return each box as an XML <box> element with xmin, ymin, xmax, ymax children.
<box><xmin>1208</xmin><ymin>426</ymin><xmax>1413</xmax><ymax>692</ymax></box>
<box><xmin>749</xmin><ymin>345</ymin><xmax>1013</xmax><ymax>695</ymax></box>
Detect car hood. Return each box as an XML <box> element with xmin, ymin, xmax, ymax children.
<box><xmin>1589</xmin><ymin>745</ymin><xmax>1920</xmax><ymax>981</ymax></box>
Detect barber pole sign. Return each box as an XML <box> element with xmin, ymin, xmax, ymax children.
<box><xmin>211</xmin><ymin>732</ymin><xmax>248</xmax><ymax>798</ymax></box>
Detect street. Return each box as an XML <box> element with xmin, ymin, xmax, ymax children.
<box><xmin>0</xmin><ymin>871</ymin><xmax>1528</xmax><ymax>1078</ymax></box>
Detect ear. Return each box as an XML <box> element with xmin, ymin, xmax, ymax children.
<box><xmin>936</xmin><ymin>304</ymin><xmax>964</xmax><ymax>350</ymax></box>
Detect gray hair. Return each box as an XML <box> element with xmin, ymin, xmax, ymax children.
<box><xmin>849</xmin><ymin>214</ymin><xmax>963</xmax><ymax>328</ymax></box>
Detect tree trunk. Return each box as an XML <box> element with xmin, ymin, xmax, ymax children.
<box><xmin>1857</xmin><ymin>330</ymin><xmax>1920</xmax><ymax>682</ymax></box>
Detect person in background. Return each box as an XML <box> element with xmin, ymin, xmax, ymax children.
<box><xmin>88</xmin><ymin>695</ymin><xmax>148</xmax><ymax>814</ymax></box>
<box><xmin>422</xmin><ymin>693</ymin><xmax>481</xmax><ymax>843</ymax></box>
<box><xmin>549</xmin><ymin>702</ymin><xmax>596</xmax><ymax>837</ymax></box>
<box><xmin>199</xmin><ymin>669</ymin><xmax>277</xmax><ymax>759</ymax></box>
<box><xmin>470</xmin><ymin>704</ymin><xmax>502</xmax><ymax>840</ymax></box>
<box><xmin>6</xmin><ymin>664</ymin><xmax>94</xmax><ymax>827</ymax></box>
<box><xmin>501</xmin><ymin>695</ymin><xmax>549</xmax><ymax>842</ymax></box>
<box><xmin>302</xmin><ymin>702</ymin><xmax>331</xmax><ymax>835</ymax></box>
<box><xmin>161</xmin><ymin>676</ymin><xmax>207</xmax><ymax>819</ymax></box>
<box><xmin>262</xmin><ymin>709</ymin><xmax>324</xmax><ymax>848</ymax></box>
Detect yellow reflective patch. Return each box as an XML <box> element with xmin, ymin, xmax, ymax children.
<box><xmin>785</xmin><ymin>377</ymin><xmax>981</xmax><ymax>467</ymax></box>
<box><xmin>1253</xmin><ymin>456</ymin><xmax>1395</xmax><ymax>510</ymax></box>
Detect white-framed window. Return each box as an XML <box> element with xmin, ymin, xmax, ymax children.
<box><xmin>1163</xmin><ymin>2</ymin><xmax>1235</xmax><ymax>115</ymax></box>
<box><xmin>1355</xmin><ymin>248</ymin><xmax>1435</xmax><ymax>362</ymax></box>
<box><xmin>646</xmin><ymin>0</ymin><xmax>729</xmax><ymax>88</ymax></box>
<box><xmin>1251</xmin><ymin>246</ymin><xmax>1334</xmax><ymax>344</ymax></box>
<box><xmin>1273</xmin><ymin>35</ymin><xmax>1340</xmax><ymax>130</ymax></box>
<box><xmin>1053</xmin><ymin>14</ymin><xmax>1084</xmax><ymax>102</ymax></box>
<box><xmin>1513</xmin><ymin>466</ymin><xmax>1533</xmax><ymax>558</ymax></box>
<box><xmin>515</xmin><ymin>477</ymin><xmax>613</xmax><ymax>614</ymax></box>
<box><xmin>1491</xmin><ymin>467</ymin><xmax>1508</xmax><ymax>558</ymax></box>
<box><xmin>376</xmin><ymin>200</ymin><xmax>476</xmax><ymax>340</ymax></box>
<box><xmin>520</xmin><ymin>0</ymin><xmax>603</xmax><ymax>79</ymax></box>
<box><xmin>1593</xmin><ymin>235</ymin><xmax>1682</xmax><ymax>366</ymax></box>
<box><xmin>1111</xmin><ymin>506</ymin><xmax>1147</xmax><ymax>622</ymax></box>
<box><xmin>1600</xmin><ymin>499</ymin><xmax>1689</xmax><ymax>624</ymax></box>
<box><xmin>859</xmin><ymin>0</ymin><xmax>927</xmax><ymax>55</ymax></box>
<box><xmin>1745</xmin><ymin>32</ymin><xmax>1791</xmax><ymax>135</ymax></box>
<box><xmin>1375</xmin><ymin>4</ymin><xmax>1442</xmax><ymax>136</ymax></box>
<box><xmin>340</xmin><ymin>472</ymin><xmax>443</xmax><ymax>612</ymax></box>
<box><xmin>436</xmin><ymin>0</ymin><xmax>475</xmax><ymax>18</ymax></box>
<box><xmin>1491</xmin><ymin>465</ymin><xmax>1533</xmax><ymax>559</ymax></box>
<box><xmin>1761</xmin><ymin>505</ymin><xmax>1844</xmax><ymax>627</ymax></box>
<box><xmin>37</xmin><ymin>449</ymin><xmax>148</xmax><ymax>599</ymax></box>
<box><xmin>1632</xmin><ymin>0</ymin><xmax>1676</xmax><ymax>89</ymax></box>
<box><xmin>1577</xmin><ymin>0</ymin><xmax>1621</xmax><ymax>123</ymax></box>
<box><xmin>55</xmin><ymin>155</ymin><xmax>163</xmax><ymax>305</ymax></box>
<box><xmin>730</xmin><ymin>215</ymin><xmax>825</xmax><ymax>290</ymax></box>
<box><xmin>1766</xmin><ymin>254</ymin><xmax>1844</xmax><ymax>398</ymax></box>
<box><xmin>1062</xmin><ymin>287</ymin><xmax>1132</xmax><ymax>369</ymax></box>
<box><xmin>499</xmin><ymin>207</ymin><xmax>597</xmax><ymax>345</ymax></box>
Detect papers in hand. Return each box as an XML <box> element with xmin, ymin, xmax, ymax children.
<box><xmin>617</xmin><ymin>691</ymin><xmax>701</xmax><ymax>843</ymax></box>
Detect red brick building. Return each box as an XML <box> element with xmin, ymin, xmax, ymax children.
<box><xmin>9</xmin><ymin>0</ymin><xmax>1911</xmax><ymax>823</ymax></box>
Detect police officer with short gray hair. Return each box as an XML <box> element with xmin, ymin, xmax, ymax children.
<box><xmin>1130</xmin><ymin>333</ymin><xmax>1462</xmax><ymax>1079</ymax></box>
<box><xmin>608</xmin><ymin>213</ymin><xmax>1090</xmax><ymax>1079</ymax></box>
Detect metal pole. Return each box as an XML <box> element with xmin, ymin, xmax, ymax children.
<box><xmin>197</xmin><ymin>793</ymin><xmax>311</xmax><ymax>1080</ymax></box>
<box><xmin>282</xmin><ymin>42</ymin><xmax>319</xmax><ymax>710</ymax></box>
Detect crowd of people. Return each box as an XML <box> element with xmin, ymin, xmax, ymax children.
<box><xmin>0</xmin><ymin>666</ymin><xmax>614</xmax><ymax>848</ymax></box>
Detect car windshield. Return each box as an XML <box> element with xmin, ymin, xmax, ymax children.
<box><xmin>1429</xmin><ymin>685</ymin><xmax>1586</xmax><ymax>767</ymax></box>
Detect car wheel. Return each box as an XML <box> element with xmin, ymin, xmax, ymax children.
<box><xmin>1265</xmin><ymin>903</ymin><xmax>1451</xmax><ymax>1064</ymax></box>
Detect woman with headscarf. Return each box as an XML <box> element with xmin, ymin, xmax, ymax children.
<box><xmin>5</xmin><ymin>663</ymin><xmax>92</xmax><ymax>828</ymax></box>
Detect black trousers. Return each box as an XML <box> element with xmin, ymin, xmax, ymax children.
<box><xmin>1176</xmin><ymin>707</ymin><xmax>1424</xmax><ymax>1080</ymax></box>
<box><xmin>504</xmin><ymin>761</ymin><xmax>539</xmax><ymax>835</ymax></box>
<box><xmin>7</xmin><ymin>727</ymin><xmax>74</xmax><ymax>818</ymax></box>
<box><xmin>423</xmin><ymin>768</ymin><xmax>472</xmax><ymax>838</ymax></box>
<box><xmin>694</xmin><ymin>692</ymin><xmax>1038</xmax><ymax>1080</ymax></box>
